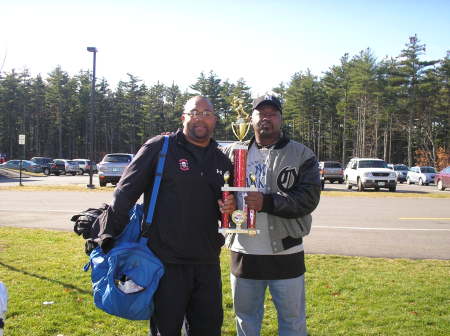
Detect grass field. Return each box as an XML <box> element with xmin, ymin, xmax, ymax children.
<box><xmin>0</xmin><ymin>227</ymin><xmax>449</xmax><ymax>336</ymax></box>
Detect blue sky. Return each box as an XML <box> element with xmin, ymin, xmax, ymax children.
<box><xmin>1</xmin><ymin>0</ymin><xmax>449</xmax><ymax>96</ymax></box>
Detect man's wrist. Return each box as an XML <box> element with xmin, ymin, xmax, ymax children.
<box><xmin>261</xmin><ymin>194</ymin><xmax>274</xmax><ymax>213</ymax></box>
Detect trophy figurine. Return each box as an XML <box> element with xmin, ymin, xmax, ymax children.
<box><xmin>219</xmin><ymin>97</ymin><xmax>259</xmax><ymax>236</ymax></box>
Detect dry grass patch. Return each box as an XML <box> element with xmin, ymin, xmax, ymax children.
<box><xmin>0</xmin><ymin>167</ymin><xmax>45</xmax><ymax>177</ymax></box>
<box><xmin>0</xmin><ymin>185</ymin><xmax>113</xmax><ymax>192</ymax></box>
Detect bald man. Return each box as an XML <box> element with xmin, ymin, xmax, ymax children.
<box><xmin>98</xmin><ymin>96</ymin><xmax>235</xmax><ymax>336</ymax></box>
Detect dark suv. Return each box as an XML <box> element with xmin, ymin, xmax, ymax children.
<box><xmin>30</xmin><ymin>157</ymin><xmax>64</xmax><ymax>176</ymax></box>
<box><xmin>392</xmin><ymin>164</ymin><xmax>409</xmax><ymax>183</ymax></box>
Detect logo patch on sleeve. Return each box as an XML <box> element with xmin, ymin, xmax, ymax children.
<box><xmin>277</xmin><ymin>166</ymin><xmax>298</xmax><ymax>192</ymax></box>
<box><xmin>179</xmin><ymin>159</ymin><xmax>190</xmax><ymax>171</ymax></box>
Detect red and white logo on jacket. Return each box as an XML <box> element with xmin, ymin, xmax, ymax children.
<box><xmin>179</xmin><ymin>159</ymin><xmax>190</xmax><ymax>171</ymax></box>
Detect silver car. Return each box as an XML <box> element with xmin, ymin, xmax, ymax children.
<box><xmin>97</xmin><ymin>153</ymin><xmax>134</xmax><ymax>187</ymax></box>
<box><xmin>72</xmin><ymin>159</ymin><xmax>98</xmax><ymax>175</ymax></box>
<box><xmin>0</xmin><ymin>160</ymin><xmax>42</xmax><ymax>173</ymax></box>
<box><xmin>407</xmin><ymin>166</ymin><xmax>436</xmax><ymax>186</ymax></box>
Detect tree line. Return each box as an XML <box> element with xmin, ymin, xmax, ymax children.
<box><xmin>0</xmin><ymin>35</ymin><xmax>448</xmax><ymax>169</ymax></box>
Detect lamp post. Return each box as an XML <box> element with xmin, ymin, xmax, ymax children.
<box><xmin>86</xmin><ymin>47</ymin><xmax>97</xmax><ymax>188</ymax></box>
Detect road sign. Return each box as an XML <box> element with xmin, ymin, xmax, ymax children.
<box><xmin>19</xmin><ymin>134</ymin><xmax>26</xmax><ymax>145</ymax></box>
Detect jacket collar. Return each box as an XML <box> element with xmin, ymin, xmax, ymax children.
<box><xmin>247</xmin><ymin>133</ymin><xmax>290</xmax><ymax>150</ymax></box>
<box><xmin>175</xmin><ymin>129</ymin><xmax>218</xmax><ymax>149</ymax></box>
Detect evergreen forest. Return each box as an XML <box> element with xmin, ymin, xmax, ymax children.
<box><xmin>0</xmin><ymin>35</ymin><xmax>448</xmax><ymax>169</ymax></box>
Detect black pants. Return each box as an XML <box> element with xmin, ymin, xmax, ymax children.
<box><xmin>149</xmin><ymin>263</ymin><xmax>223</xmax><ymax>336</ymax></box>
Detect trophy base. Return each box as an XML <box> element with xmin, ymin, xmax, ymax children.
<box><xmin>219</xmin><ymin>228</ymin><xmax>259</xmax><ymax>235</ymax></box>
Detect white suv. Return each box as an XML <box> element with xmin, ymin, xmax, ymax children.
<box><xmin>344</xmin><ymin>158</ymin><xmax>397</xmax><ymax>192</ymax></box>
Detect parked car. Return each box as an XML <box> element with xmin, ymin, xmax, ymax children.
<box><xmin>97</xmin><ymin>153</ymin><xmax>134</xmax><ymax>187</ymax></box>
<box><xmin>50</xmin><ymin>160</ymin><xmax>66</xmax><ymax>175</ymax></box>
<box><xmin>0</xmin><ymin>160</ymin><xmax>42</xmax><ymax>173</ymax></box>
<box><xmin>435</xmin><ymin>166</ymin><xmax>450</xmax><ymax>191</ymax></box>
<box><xmin>319</xmin><ymin>161</ymin><xmax>344</xmax><ymax>183</ymax></box>
<box><xmin>344</xmin><ymin>157</ymin><xmax>397</xmax><ymax>192</ymax></box>
<box><xmin>406</xmin><ymin>166</ymin><xmax>436</xmax><ymax>186</ymax></box>
<box><xmin>390</xmin><ymin>164</ymin><xmax>409</xmax><ymax>183</ymax></box>
<box><xmin>72</xmin><ymin>159</ymin><xmax>98</xmax><ymax>175</ymax></box>
<box><xmin>30</xmin><ymin>157</ymin><xmax>64</xmax><ymax>176</ymax></box>
<box><xmin>54</xmin><ymin>159</ymin><xmax>80</xmax><ymax>176</ymax></box>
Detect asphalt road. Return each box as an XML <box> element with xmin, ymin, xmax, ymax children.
<box><xmin>309</xmin><ymin>196</ymin><xmax>450</xmax><ymax>259</ymax></box>
<box><xmin>1</xmin><ymin>173</ymin><xmax>449</xmax><ymax>260</ymax></box>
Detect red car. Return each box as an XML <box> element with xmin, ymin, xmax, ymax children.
<box><xmin>435</xmin><ymin>166</ymin><xmax>450</xmax><ymax>191</ymax></box>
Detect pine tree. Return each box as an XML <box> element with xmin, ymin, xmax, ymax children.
<box><xmin>392</xmin><ymin>35</ymin><xmax>438</xmax><ymax>166</ymax></box>
<box><xmin>190</xmin><ymin>71</ymin><xmax>223</xmax><ymax>108</ymax></box>
<box><xmin>0</xmin><ymin>71</ymin><xmax>22</xmax><ymax>158</ymax></box>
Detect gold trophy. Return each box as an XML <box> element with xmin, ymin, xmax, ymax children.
<box><xmin>219</xmin><ymin>97</ymin><xmax>259</xmax><ymax>235</ymax></box>
<box><xmin>231</xmin><ymin>97</ymin><xmax>251</xmax><ymax>142</ymax></box>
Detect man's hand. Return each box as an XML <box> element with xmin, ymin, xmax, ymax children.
<box><xmin>218</xmin><ymin>194</ymin><xmax>236</xmax><ymax>214</ymax></box>
<box><xmin>99</xmin><ymin>237</ymin><xmax>115</xmax><ymax>254</ymax></box>
<box><xmin>244</xmin><ymin>191</ymin><xmax>264</xmax><ymax>212</ymax></box>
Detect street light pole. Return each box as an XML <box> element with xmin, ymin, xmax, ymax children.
<box><xmin>86</xmin><ymin>47</ymin><xmax>97</xmax><ymax>188</ymax></box>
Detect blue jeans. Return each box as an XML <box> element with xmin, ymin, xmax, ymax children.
<box><xmin>230</xmin><ymin>274</ymin><xmax>307</xmax><ymax>336</ymax></box>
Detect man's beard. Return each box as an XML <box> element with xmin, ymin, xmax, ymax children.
<box><xmin>257</xmin><ymin>122</ymin><xmax>273</xmax><ymax>138</ymax></box>
<box><xmin>189</xmin><ymin>123</ymin><xmax>210</xmax><ymax>141</ymax></box>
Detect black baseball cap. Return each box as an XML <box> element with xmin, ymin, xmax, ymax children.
<box><xmin>252</xmin><ymin>95</ymin><xmax>282</xmax><ymax>113</ymax></box>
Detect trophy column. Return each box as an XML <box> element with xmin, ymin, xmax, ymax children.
<box><xmin>219</xmin><ymin>144</ymin><xmax>259</xmax><ymax>236</ymax></box>
<box><xmin>221</xmin><ymin>172</ymin><xmax>231</xmax><ymax>229</ymax></box>
<box><xmin>219</xmin><ymin>96</ymin><xmax>259</xmax><ymax>236</ymax></box>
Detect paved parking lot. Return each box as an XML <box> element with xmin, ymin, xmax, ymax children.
<box><xmin>322</xmin><ymin>180</ymin><xmax>446</xmax><ymax>194</ymax></box>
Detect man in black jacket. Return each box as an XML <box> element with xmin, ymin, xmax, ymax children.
<box><xmin>97</xmin><ymin>96</ymin><xmax>235</xmax><ymax>336</ymax></box>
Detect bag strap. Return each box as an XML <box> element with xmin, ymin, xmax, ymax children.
<box><xmin>142</xmin><ymin>135</ymin><xmax>169</xmax><ymax>237</ymax></box>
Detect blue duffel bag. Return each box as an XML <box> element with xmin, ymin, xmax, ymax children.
<box><xmin>84</xmin><ymin>135</ymin><xmax>169</xmax><ymax>320</ymax></box>
<box><xmin>86</xmin><ymin>204</ymin><xmax>164</xmax><ymax>320</ymax></box>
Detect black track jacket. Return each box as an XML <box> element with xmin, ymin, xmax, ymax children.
<box><xmin>97</xmin><ymin>130</ymin><xmax>233</xmax><ymax>264</ymax></box>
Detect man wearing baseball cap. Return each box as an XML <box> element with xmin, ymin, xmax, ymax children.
<box><xmin>223</xmin><ymin>94</ymin><xmax>321</xmax><ymax>336</ymax></box>
<box><xmin>251</xmin><ymin>94</ymin><xmax>283</xmax><ymax>111</ymax></box>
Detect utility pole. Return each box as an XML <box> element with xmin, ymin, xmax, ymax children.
<box><xmin>86</xmin><ymin>47</ymin><xmax>97</xmax><ymax>188</ymax></box>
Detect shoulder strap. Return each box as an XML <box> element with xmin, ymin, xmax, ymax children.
<box><xmin>143</xmin><ymin>136</ymin><xmax>169</xmax><ymax>233</ymax></box>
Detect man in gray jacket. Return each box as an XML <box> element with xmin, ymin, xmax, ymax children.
<box><xmin>225</xmin><ymin>94</ymin><xmax>321</xmax><ymax>336</ymax></box>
